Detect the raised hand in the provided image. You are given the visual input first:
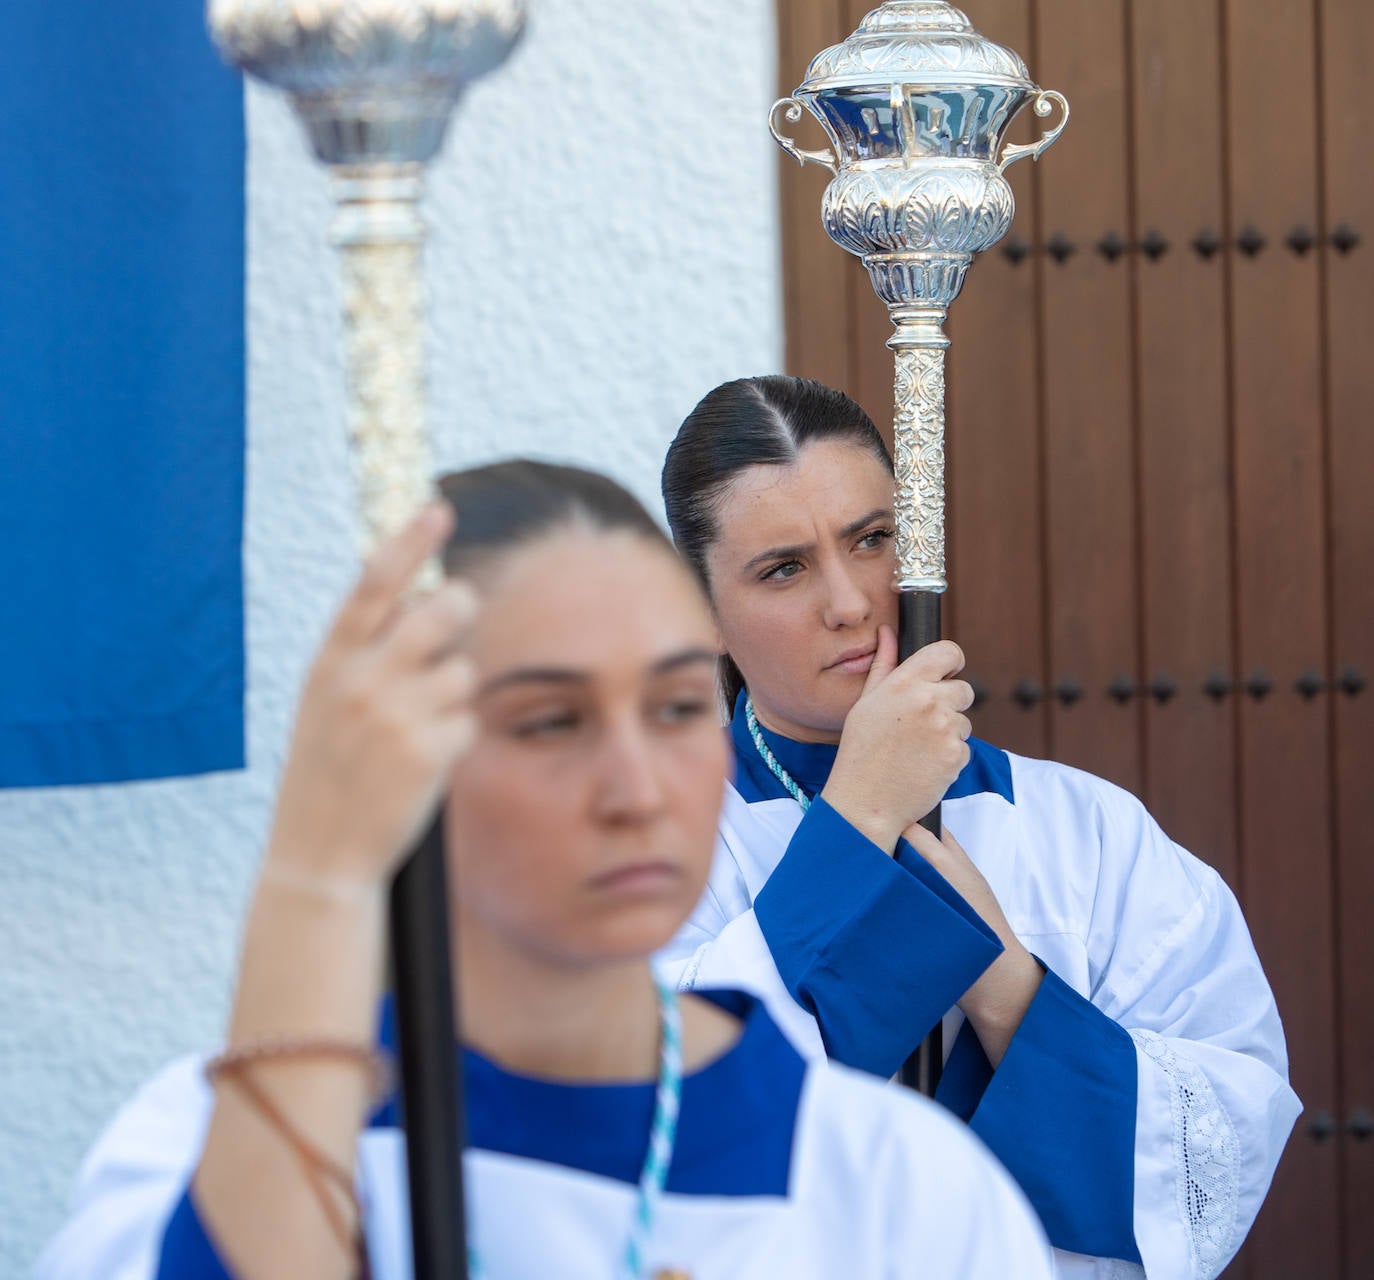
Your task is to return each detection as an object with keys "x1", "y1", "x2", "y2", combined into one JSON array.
[
  {"x1": 820, "y1": 625, "x2": 973, "y2": 853},
  {"x1": 267, "y1": 503, "x2": 480, "y2": 887}
]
